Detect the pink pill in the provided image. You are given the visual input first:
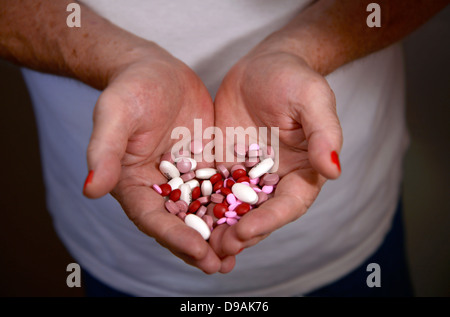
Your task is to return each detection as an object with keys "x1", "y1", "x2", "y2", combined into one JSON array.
[
  {"x1": 245, "y1": 159, "x2": 259, "y2": 168},
  {"x1": 165, "y1": 200, "x2": 180, "y2": 214},
  {"x1": 216, "y1": 164, "x2": 230, "y2": 179},
  {"x1": 226, "y1": 218, "x2": 238, "y2": 226},
  {"x1": 256, "y1": 192, "x2": 268, "y2": 205},
  {"x1": 262, "y1": 185, "x2": 274, "y2": 194},
  {"x1": 177, "y1": 211, "x2": 187, "y2": 221},
  {"x1": 230, "y1": 164, "x2": 246, "y2": 174},
  {"x1": 152, "y1": 184, "x2": 162, "y2": 194},
  {"x1": 180, "y1": 171, "x2": 195, "y2": 182},
  {"x1": 175, "y1": 200, "x2": 189, "y2": 213},
  {"x1": 261, "y1": 173, "x2": 280, "y2": 186},
  {"x1": 202, "y1": 214, "x2": 213, "y2": 230},
  {"x1": 247, "y1": 149, "x2": 260, "y2": 158},
  {"x1": 176, "y1": 158, "x2": 192, "y2": 174},
  {"x1": 225, "y1": 211, "x2": 237, "y2": 218},
  {"x1": 234, "y1": 143, "x2": 247, "y2": 158},
  {"x1": 228, "y1": 203, "x2": 239, "y2": 211},
  {"x1": 249, "y1": 143, "x2": 260, "y2": 151},
  {"x1": 196, "y1": 205, "x2": 207, "y2": 218},
  {"x1": 190, "y1": 140, "x2": 203, "y2": 154},
  {"x1": 249, "y1": 177, "x2": 259, "y2": 185},
  {"x1": 217, "y1": 217, "x2": 227, "y2": 225},
  {"x1": 211, "y1": 193, "x2": 224, "y2": 203},
  {"x1": 160, "y1": 152, "x2": 174, "y2": 164},
  {"x1": 196, "y1": 196, "x2": 210, "y2": 205},
  {"x1": 253, "y1": 187, "x2": 262, "y2": 192},
  {"x1": 226, "y1": 193, "x2": 236, "y2": 205}
]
